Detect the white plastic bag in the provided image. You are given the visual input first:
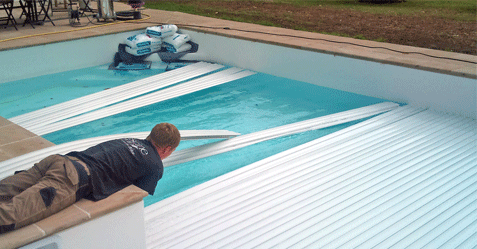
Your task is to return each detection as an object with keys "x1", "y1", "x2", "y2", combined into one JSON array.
[
  {"x1": 173, "y1": 43, "x2": 192, "y2": 53},
  {"x1": 162, "y1": 33, "x2": 191, "y2": 53},
  {"x1": 125, "y1": 33, "x2": 162, "y2": 50},
  {"x1": 146, "y1": 25, "x2": 178, "y2": 38},
  {"x1": 125, "y1": 45, "x2": 162, "y2": 56}
]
